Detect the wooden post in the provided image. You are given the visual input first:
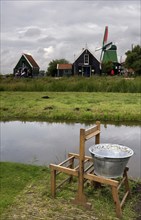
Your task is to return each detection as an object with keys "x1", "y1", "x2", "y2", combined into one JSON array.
[
  {"x1": 95, "y1": 121, "x2": 100, "y2": 144},
  {"x1": 73, "y1": 128, "x2": 88, "y2": 206},
  {"x1": 94, "y1": 121, "x2": 101, "y2": 188},
  {"x1": 69, "y1": 156, "x2": 74, "y2": 183},
  {"x1": 50, "y1": 165, "x2": 56, "y2": 198},
  {"x1": 111, "y1": 186, "x2": 122, "y2": 218},
  {"x1": 123, "y1": 168, "x2": 130, "y2": 197},
  {"x1": 78, "y1": 128, "x2": 87, "y2": 202}
]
